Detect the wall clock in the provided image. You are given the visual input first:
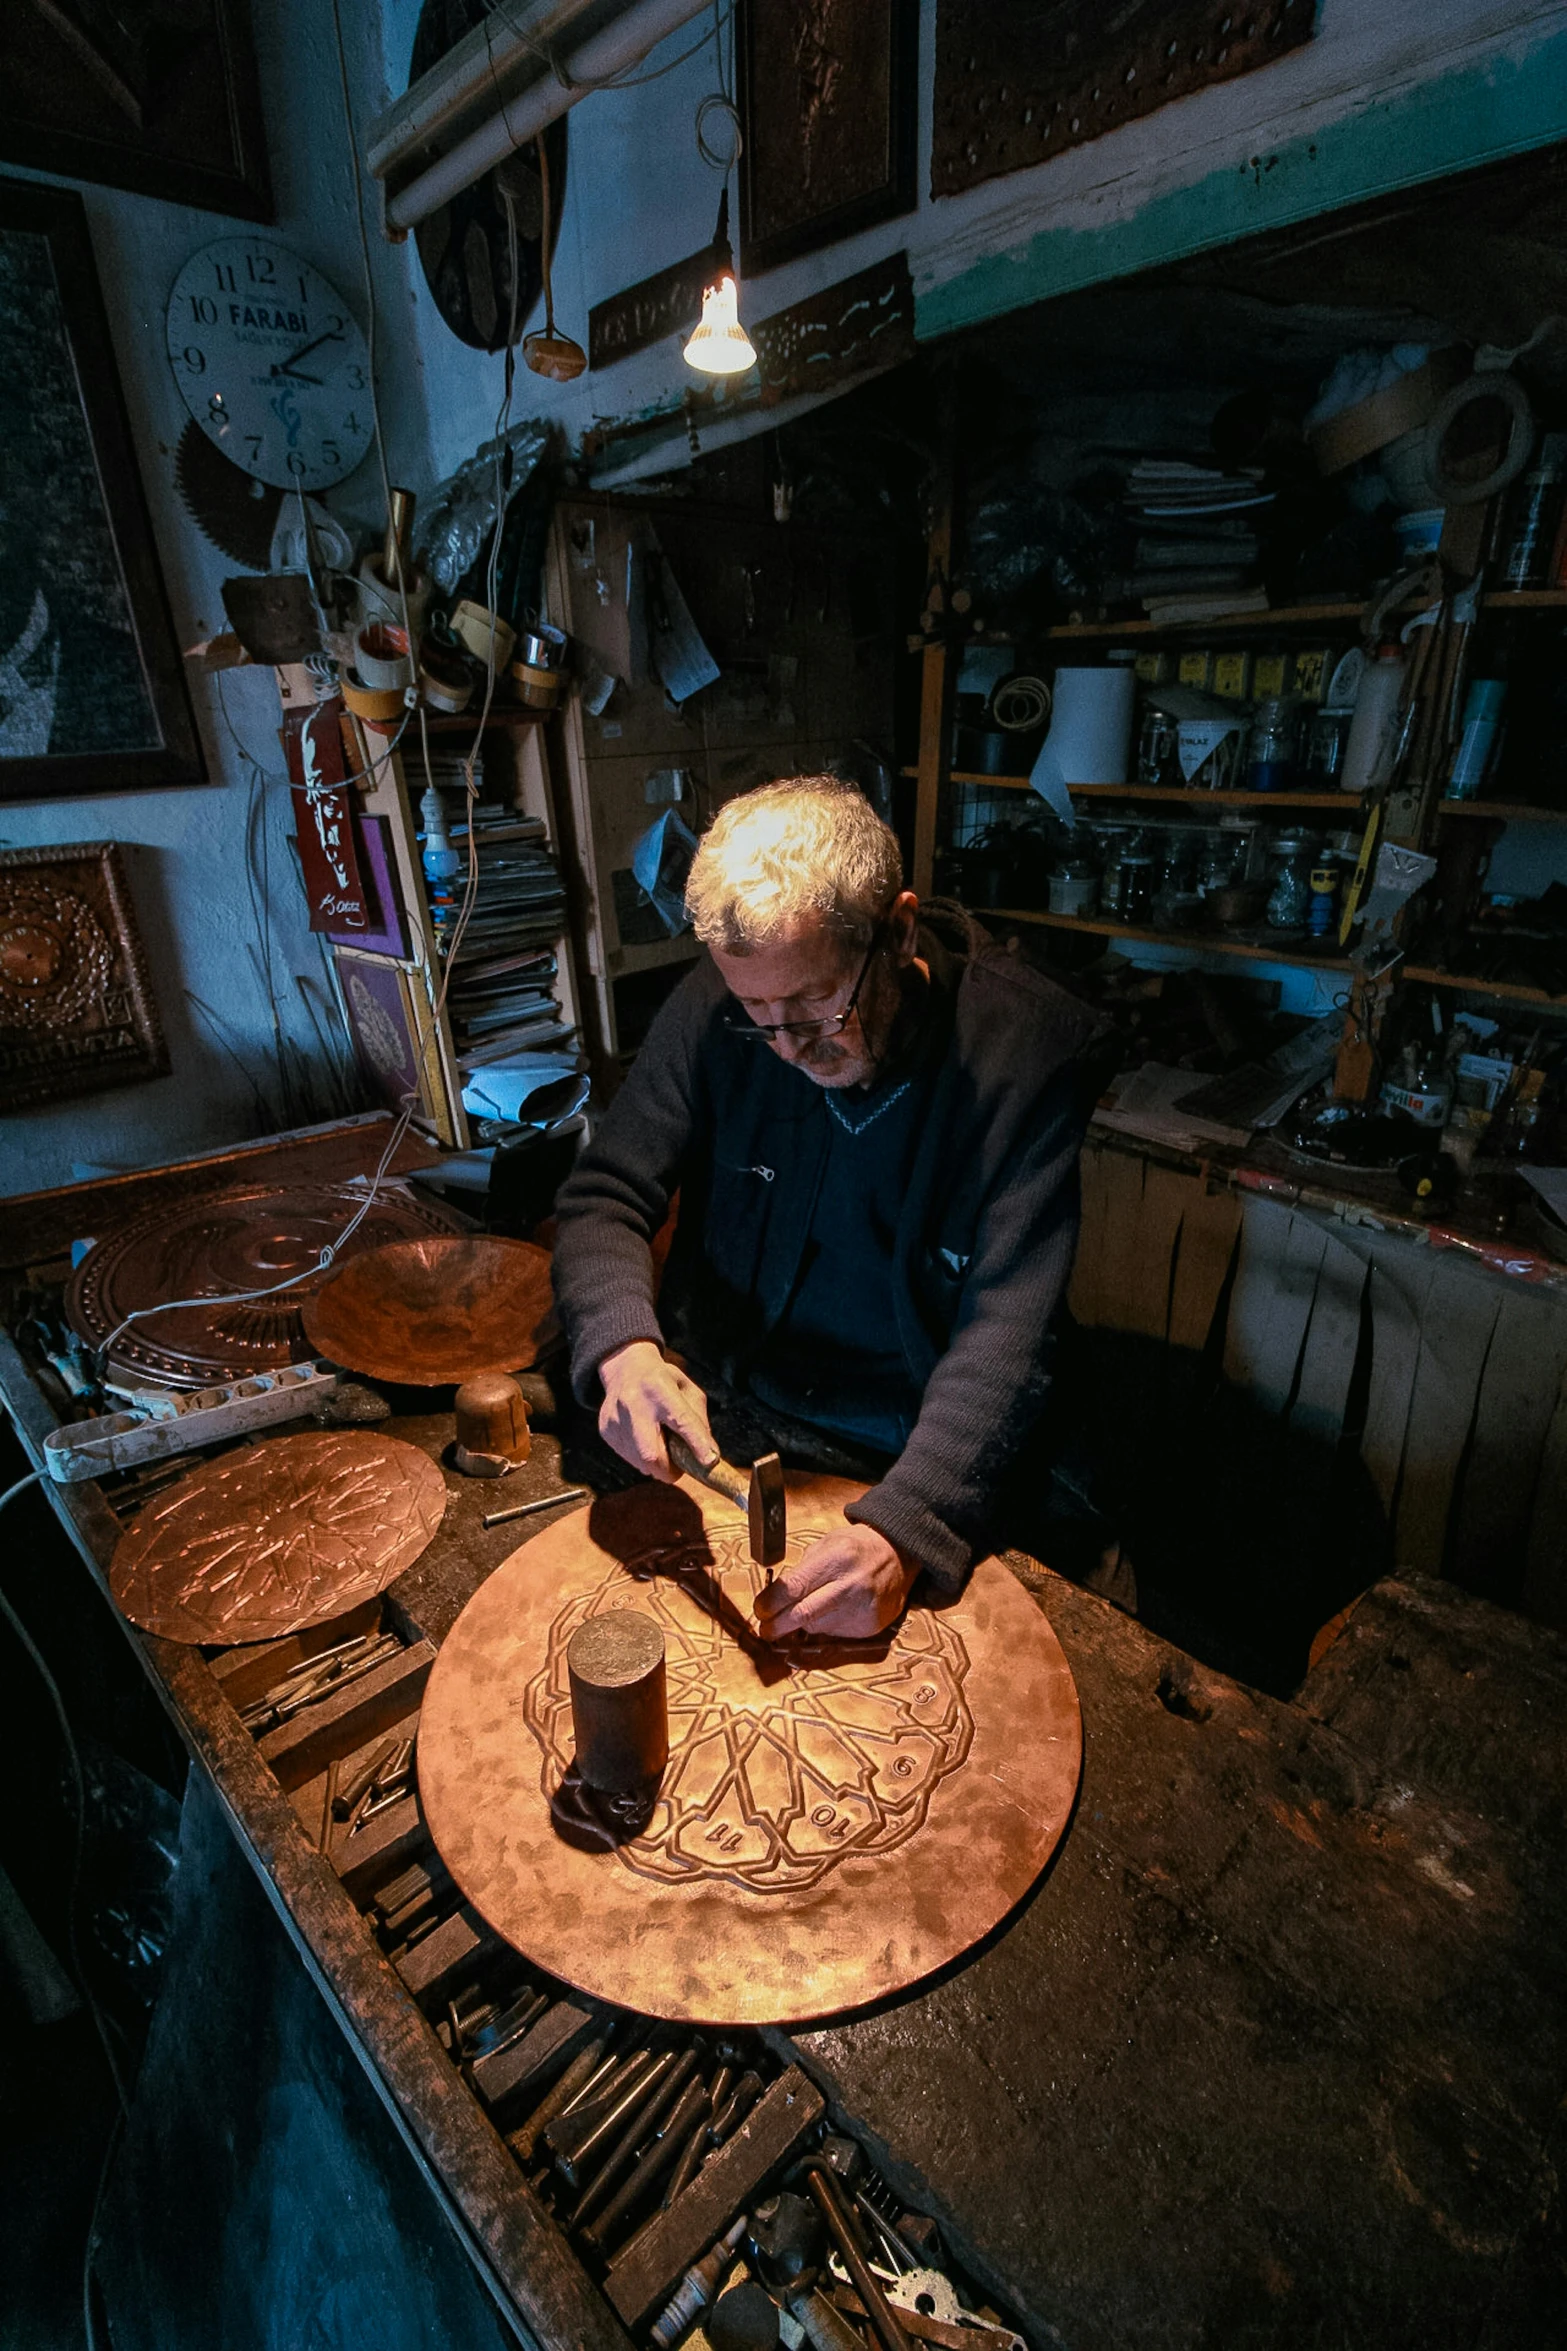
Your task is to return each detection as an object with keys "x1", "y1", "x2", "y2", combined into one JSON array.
[{"x1": 165, "y1": 237, "x2": 374, "y2": 492}]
